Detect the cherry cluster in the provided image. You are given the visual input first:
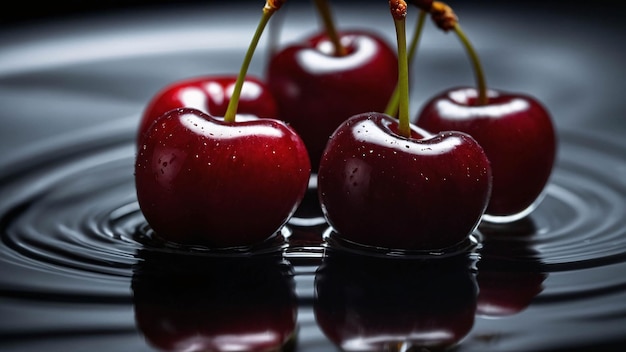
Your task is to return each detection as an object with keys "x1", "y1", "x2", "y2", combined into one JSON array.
[{"x1": 134, "y1": 0, "x2": 557, "y2": 252}]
